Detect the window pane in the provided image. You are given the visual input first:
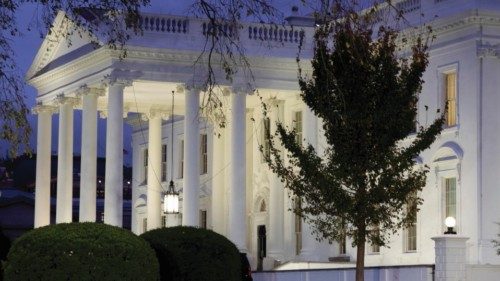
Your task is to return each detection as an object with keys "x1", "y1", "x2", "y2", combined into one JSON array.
[
  {"x1": 262, "y1": 118, "x2": 271, "y2": 162},
  {"x1": 294, "y1": 198, "x2": 302, "y2": 255},
  {"x1": 294, "y1": 111, "x2": 303, "y2": 146},
  {"x1": 161, "y1": 144, "x2": 167, "y2": 182},
  {"x1": 445, "y1": 72, "x2": 457, "y2": 127},
  {"x1": 144, "y1": 149, "x2": 148, "y2": 182},
  {"x1": 445, "y1": 177, "x2": 457, "y2": 219},
  {"x1": 200, "y1": 134, "x2": 208, "y2": 174},
  {"x1": 179, "y1": 140, "x2": 184, "y2": 178},
  {"x1": 199, "y1": 210, "x2": 207, "y2": 229}
]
